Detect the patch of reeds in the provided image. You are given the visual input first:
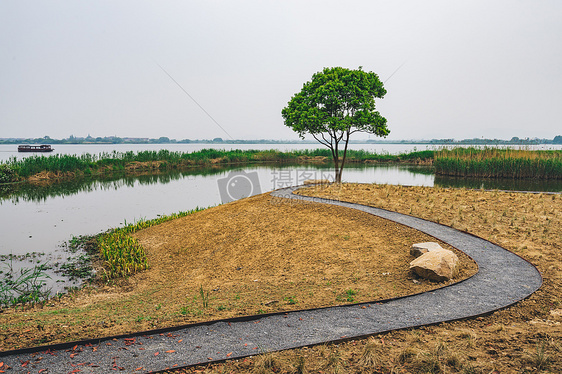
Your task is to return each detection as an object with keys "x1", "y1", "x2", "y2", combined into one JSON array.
[
  {"x1": 97, "y1": 207, "x2": 206, "y2": 279},
  {"x1": 1, "y1": 149, "x2": 436, "y2": 182},
  {"x1": 0, "y1": 262, "x2": 51, "y2": 309},
  {"x1": 435, "y1": 147, "x2": 562, "y2": 179}
]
